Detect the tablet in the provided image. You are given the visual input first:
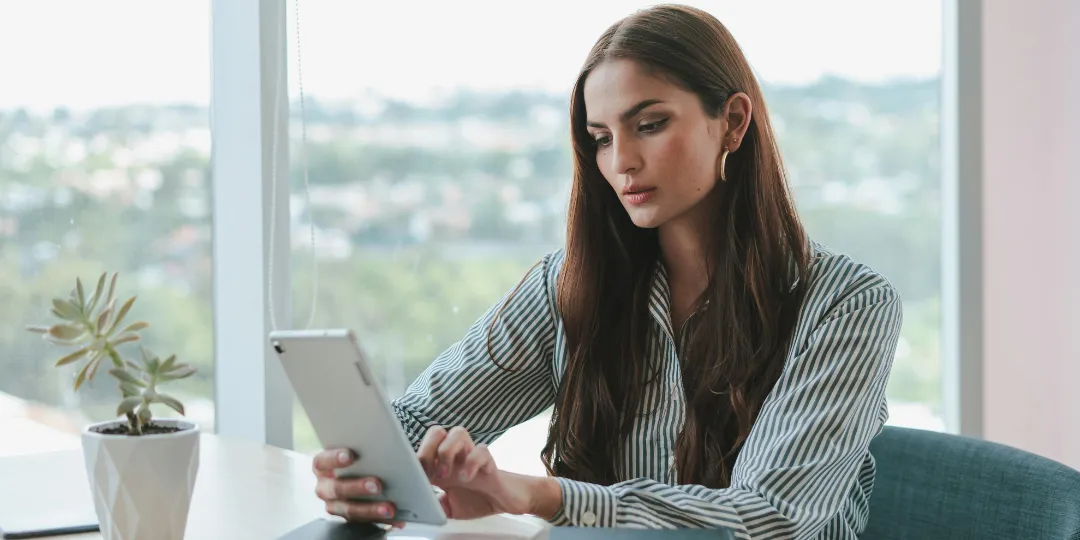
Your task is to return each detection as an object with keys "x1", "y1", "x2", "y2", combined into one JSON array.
[
  {"x1": 0, "y1": 516, "x2": 98, "y2": 539},
  {"x1": 270, "y1": 328, "x2": 447, "y2": 526}
]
